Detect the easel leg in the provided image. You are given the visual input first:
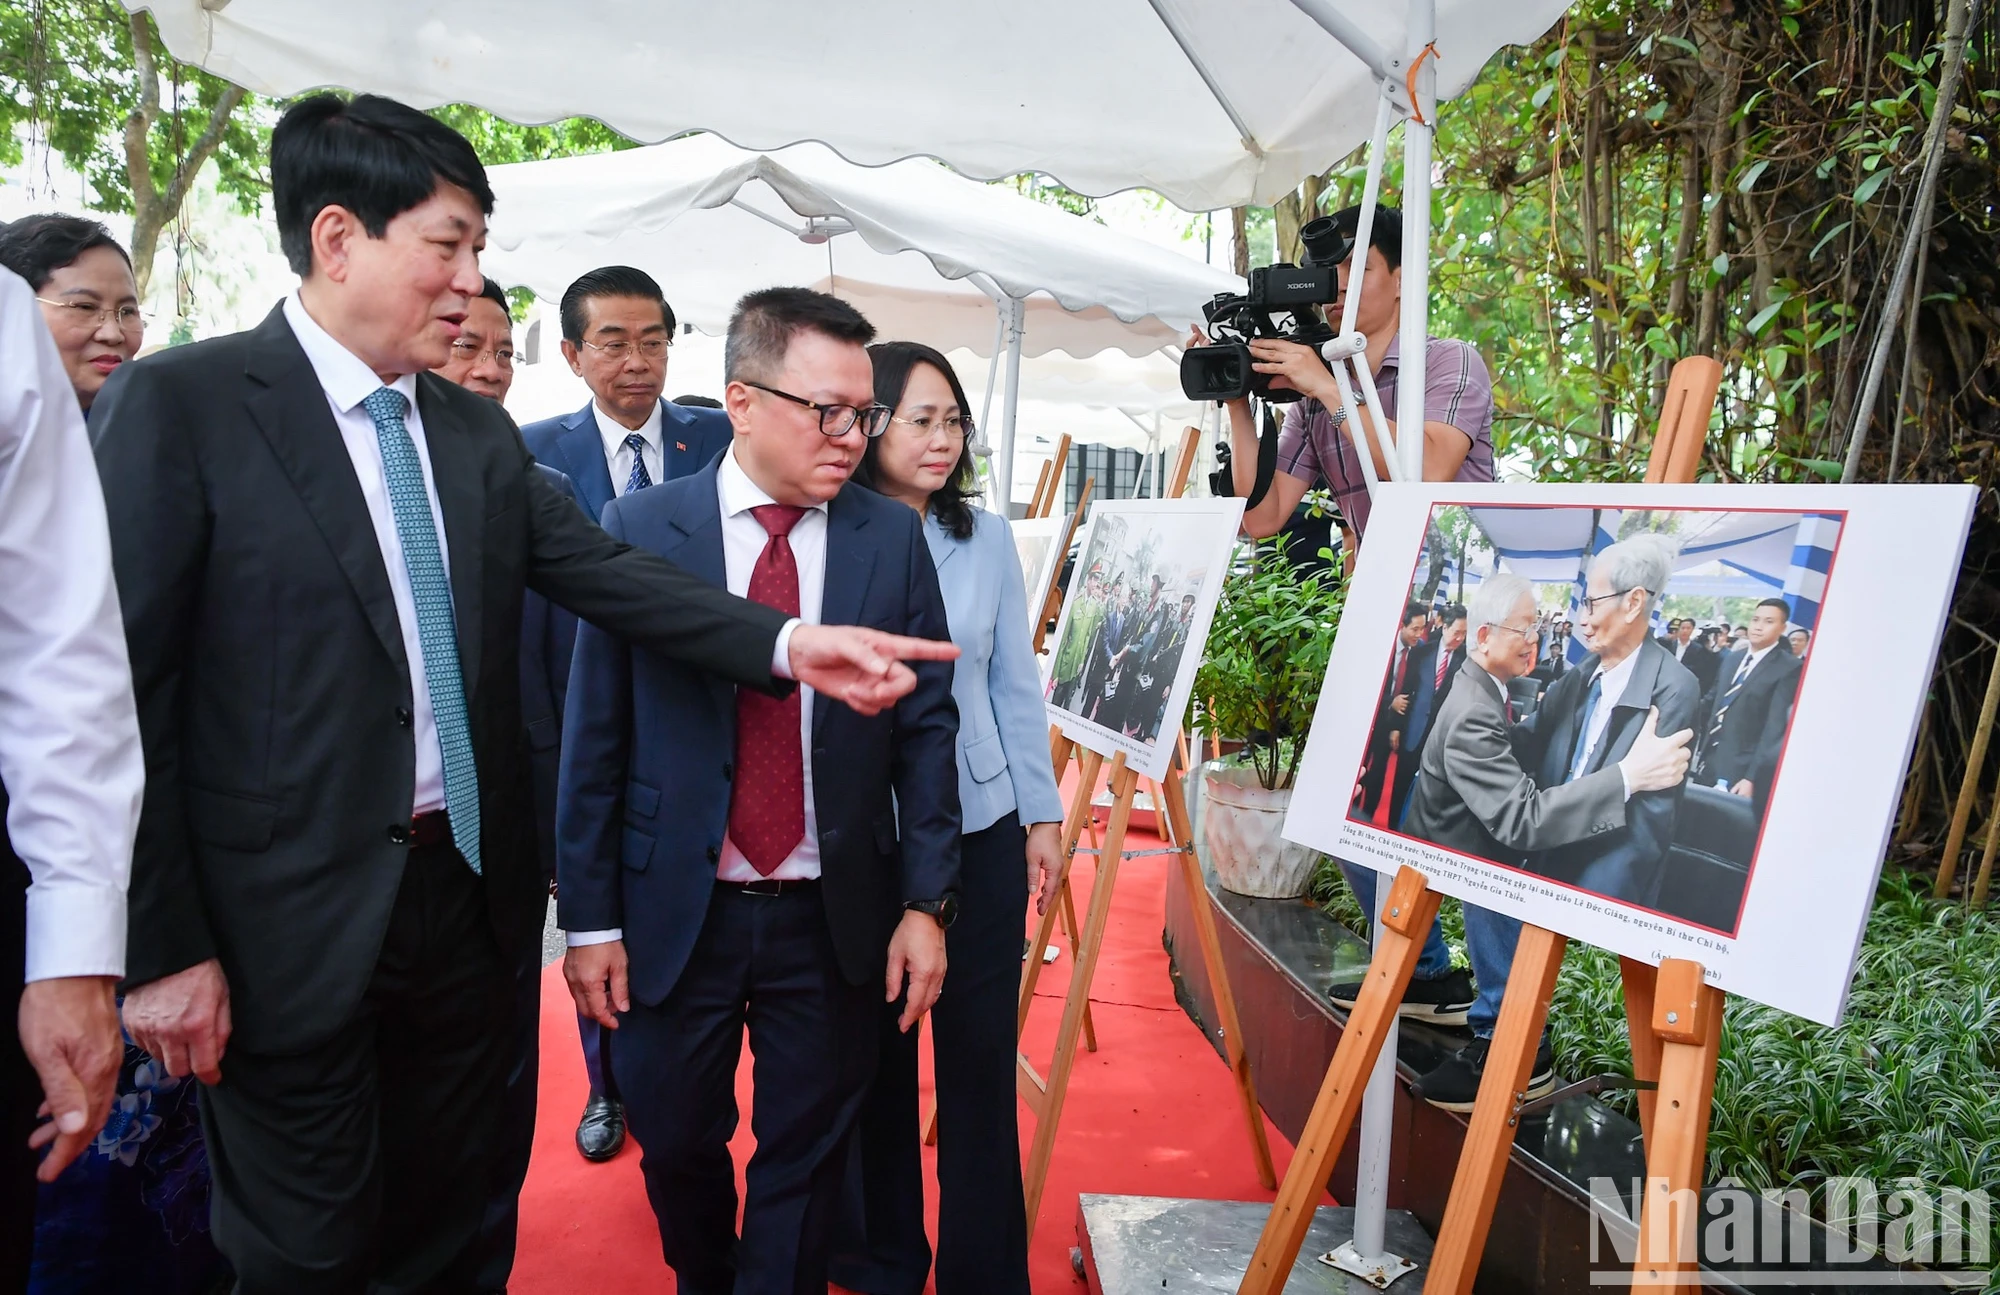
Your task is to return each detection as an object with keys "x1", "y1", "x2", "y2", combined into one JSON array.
[
  {"x1": 1059, "y1": 880, "x2": 1100, "y2": 1052},
  {"x1": 1619, "y1": 956, "x2": 1662, "y2": 1142},
  {"x1": 1021, "y1": 757, "x2": 1137, "y2": 1236},
  {"x1": 1421, "y1": 924, "x2": 1569, "y2": 1295},
  {"x1": 1237, "y1": 868, "x2": 1443, "y2": 1295},
  {"x1": 1019, "y1": 748, "x2": 1103, "y2": 1038},
  {"x1": 1632, "y1": 961, "x2": 1723, "y2": 1295},
  {"x1": 1159, "y1": 769, "x2": 1276, "y2": 1189}
]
